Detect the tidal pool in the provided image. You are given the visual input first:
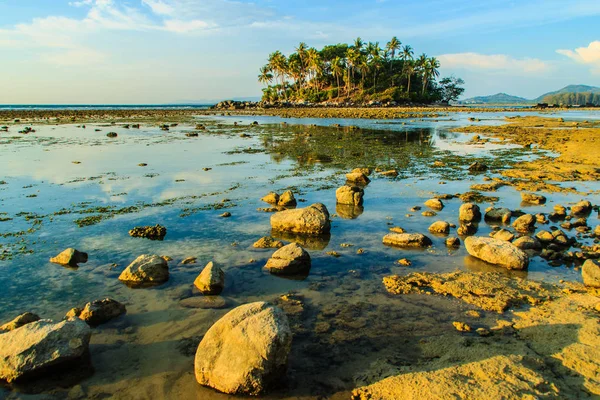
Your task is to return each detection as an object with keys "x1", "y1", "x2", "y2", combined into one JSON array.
[{"x1": 0, "y1": 112, "x2": 598, "y2": 399}]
